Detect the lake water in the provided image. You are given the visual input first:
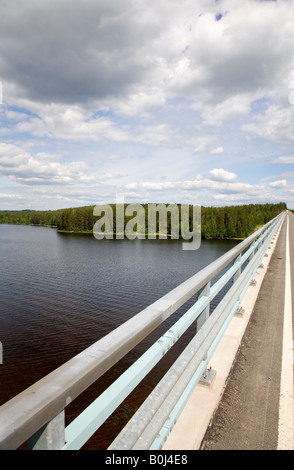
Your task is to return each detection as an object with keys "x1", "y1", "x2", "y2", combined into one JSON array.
[{"x1": 0, "y1": 224, "x2": 239, "y2": 449}]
